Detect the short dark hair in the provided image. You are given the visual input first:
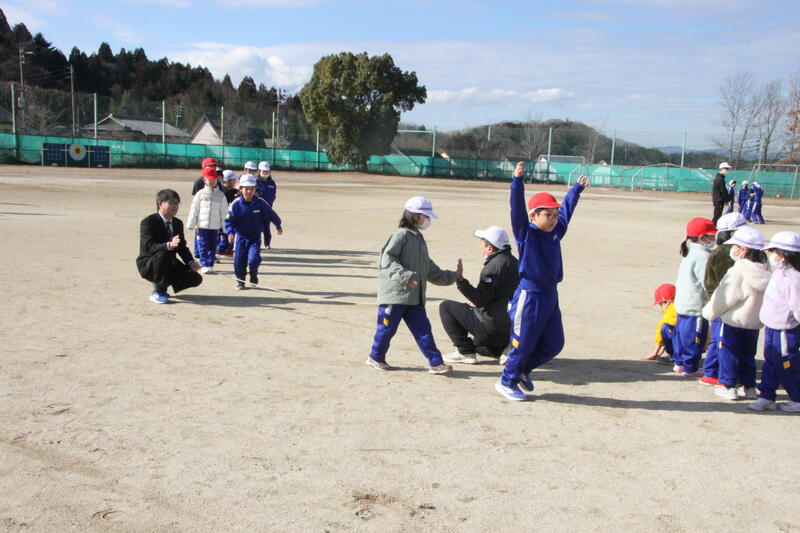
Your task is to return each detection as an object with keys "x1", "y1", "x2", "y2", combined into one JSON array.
[
  {"x1": 398, "y1": 209, "x2": 417, "y2": 230},
  {"x1": 480, "y1": 238, "x2": 497, "y2": 254},
  {"x1": 156, "y1": 189, "x2": 180, "y2": 205}
]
